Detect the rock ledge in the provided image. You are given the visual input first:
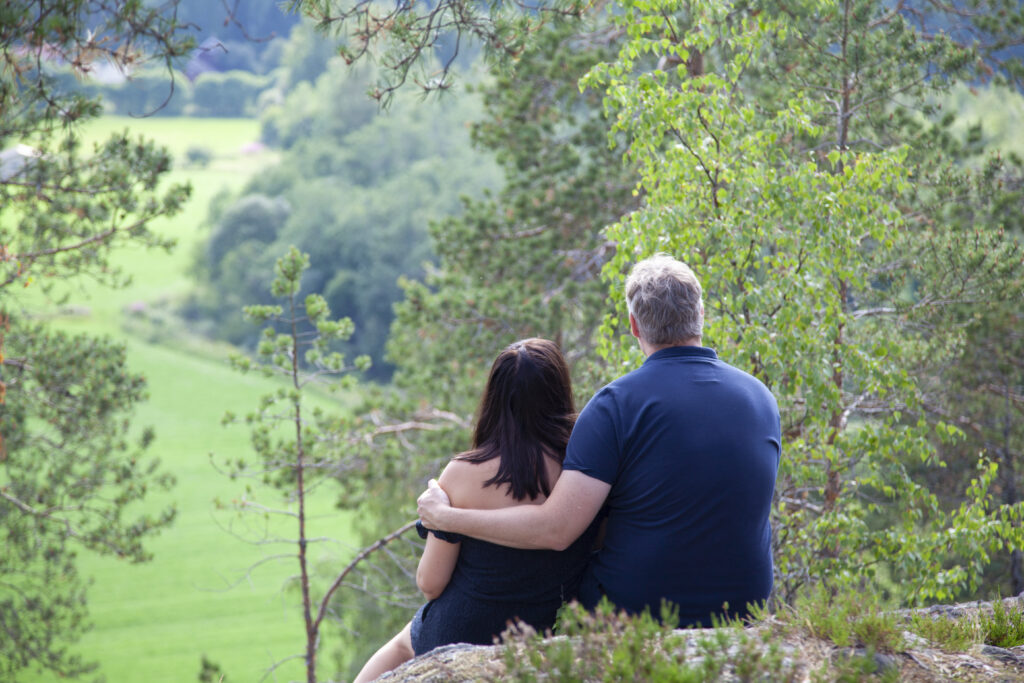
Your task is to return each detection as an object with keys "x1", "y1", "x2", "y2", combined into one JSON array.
[{"x1": 377, "y1": 598, "x2": 1024, "y2": 682}]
